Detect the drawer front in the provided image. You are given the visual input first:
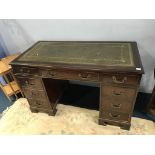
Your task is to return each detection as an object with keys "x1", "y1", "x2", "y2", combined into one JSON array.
[
  {"x1": 100, "y1": 85, "x2": 136, "y2": 113},
  {"x1": 40, "y1": 69, "x2": 99, "y2": 82},
  {"x1": 23, "y1": 89, "x2": 48, "y2": 101},
  {"x1": 16, "y1": 77, "x2": 43, "y2": 89},
  {"x1": 13, "y1": 66, "x2": 39, "y2": 75},
  {"x1": 27, "y1": 99, "x2": 51, "y2": 108},
  {"x1": 100, "y1": 110, "x2": 130, "y2": 122},
  {"x1": 101, "y1": 74, "x2": 140, "y2": 85}
]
